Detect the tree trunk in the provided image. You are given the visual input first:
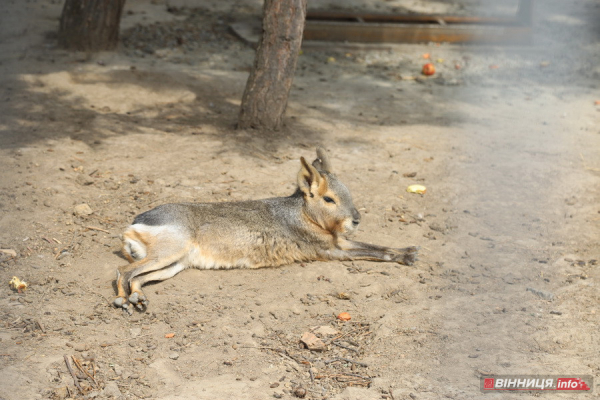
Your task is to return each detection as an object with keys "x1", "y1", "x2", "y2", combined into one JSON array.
[
  {"x1": 58, "y1": 0, "x2": 126, "y2": 51},
  {"x1": 238, "y1": 0, "x2": 307, "y2": 131}
]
